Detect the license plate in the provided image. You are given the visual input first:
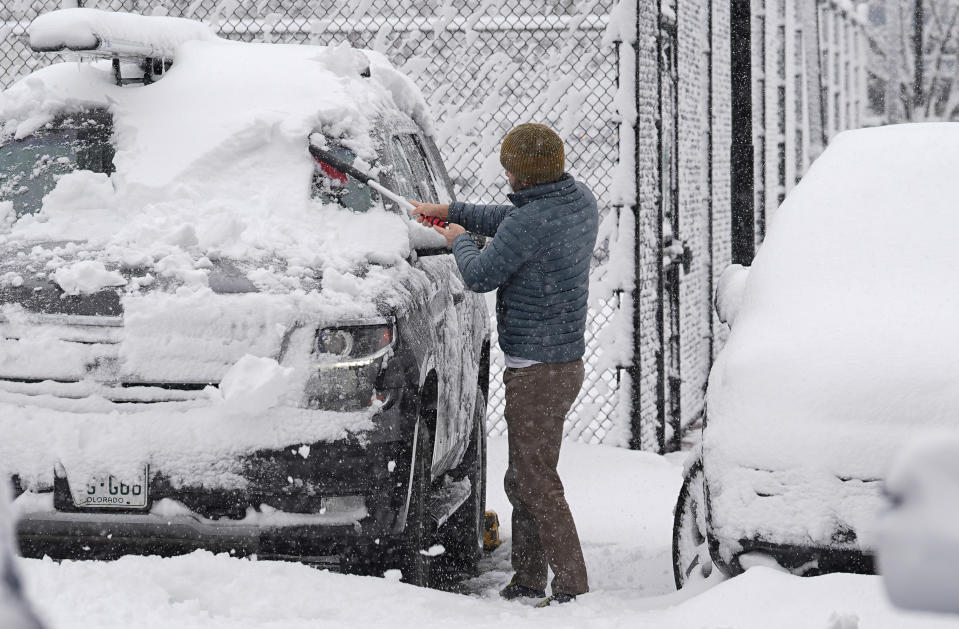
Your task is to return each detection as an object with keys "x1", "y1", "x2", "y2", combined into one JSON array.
[{"x1": 73, "y1": 468, "x2": 149, "y2": 509}]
